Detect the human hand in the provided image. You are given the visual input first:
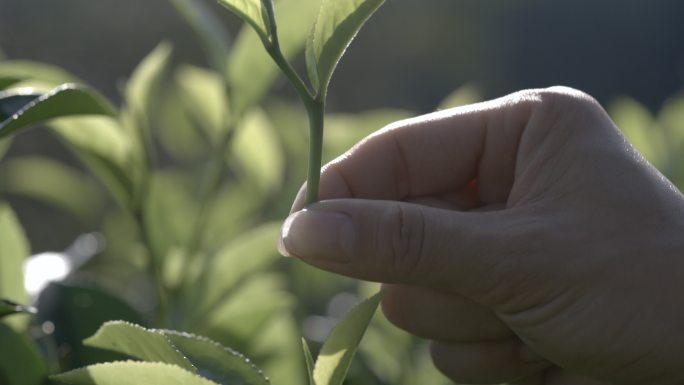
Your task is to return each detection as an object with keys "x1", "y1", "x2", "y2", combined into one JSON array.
[{"x1": 278, "y1": 87, "x2": 684, "y2": 385}]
